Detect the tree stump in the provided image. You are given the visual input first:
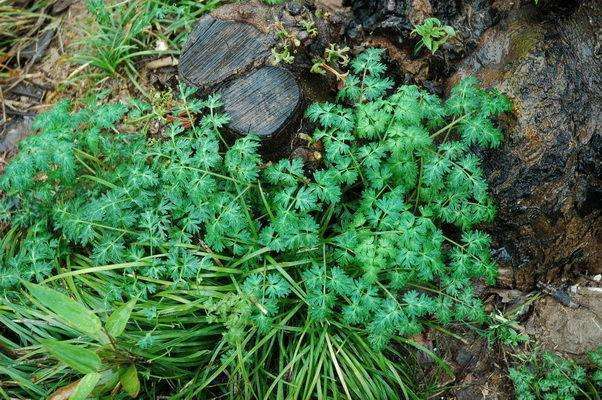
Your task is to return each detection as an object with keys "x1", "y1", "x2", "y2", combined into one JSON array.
[
  {"x1": 220, "y1": 66, "x2": 301, "y2": 138},
  {"x1": 179, "y1": 16, "x2": 273, "y2": 90},
  {"x1": 178, "y1": 1, "x2": 350, "y2": 152},
  {"x1": 448, "y1": 1, "x2": 601, "y2": 289}
]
